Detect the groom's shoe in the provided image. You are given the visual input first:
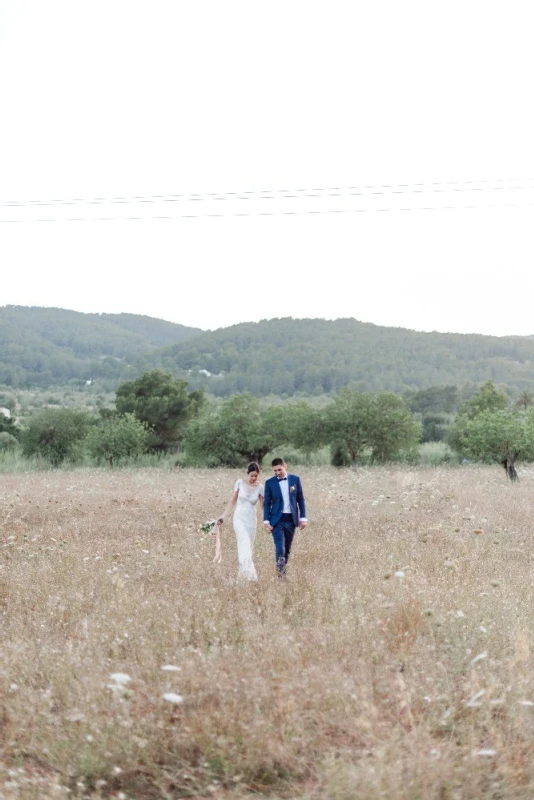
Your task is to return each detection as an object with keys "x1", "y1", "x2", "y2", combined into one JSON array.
[{"x1": 276, "y1": 558, "x2": 288, "y2": 581}]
